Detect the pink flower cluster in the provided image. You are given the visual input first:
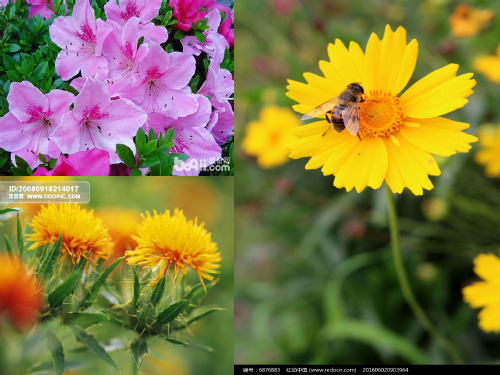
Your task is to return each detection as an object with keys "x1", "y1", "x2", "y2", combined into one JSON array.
[{"x1": 0, "y1": 0, "x2": 234, "y2": 176}]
